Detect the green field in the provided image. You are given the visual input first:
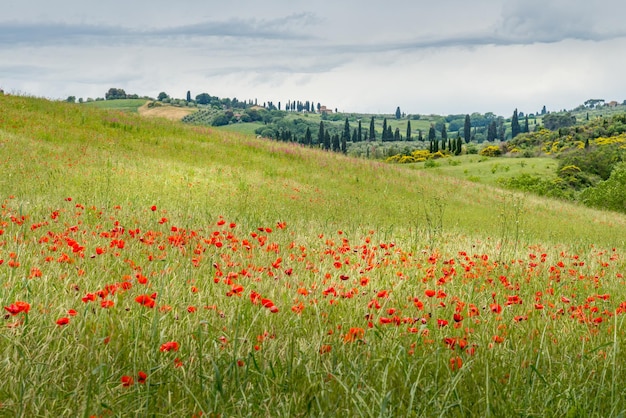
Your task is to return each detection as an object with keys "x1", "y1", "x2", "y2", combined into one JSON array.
[
  {"x1": 408, "y1": 155, "x2": 558, "y2": 186},
  {"x1": 82, "y1": 98, "x2": 148, "y2": 112},
  {"x1": 1, "y1": 94, "x2": 626, "y2": 416}
]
